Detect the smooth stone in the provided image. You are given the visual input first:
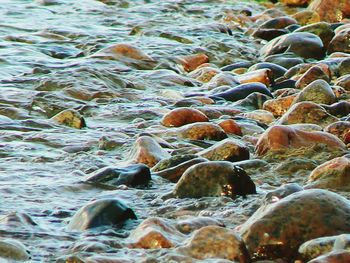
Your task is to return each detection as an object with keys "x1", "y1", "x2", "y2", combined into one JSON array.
[
  {"x1": 204, "y1": 72, "x2": 240, "y2": 91},
  {"x1": 239, "y1": 189, "x2": 350, "y2": 260},
  {"x1": 68, "y1": 199, "x2": 137, "y2": 231},
  {"x1": 221, "y1": 61, "x2": 254, "y2": 72},
  {"x1": 177, "y1": 122, "x2": 228, "y2": 141},
  {"x1": 239, "y1": 110, "x2": 275, "y2": 125},
  {"x1": 173, "y1": 161, "x2": 256, "y2": 198},
  {"x1": 198, "y1": 138, "x2": 249, "y2": 162},
  {"x1": 264, "y1": 53, "x2": 304, "y2": 69},
  {"x1": 255, "y1": 125, "x2": 346, "y2": 157},
  {"x1": 252, "y1": 28, "x2": 289, "y2": 41},
  {"x1": 238, "y1": 122, "x2": 266, "y2": 136},
  {"x1": 0, "y1": 212, "x2": 37, "y2": 227},
  {"x1": 176, "y1": 226, "x2": 250, "y2": 262},
  {"x1": 154, "y1": 157, "x2": 208, "y2": 183},
  {"x1": 260, "y1": 32, "x2": 325, "y2": 60},
  {"x1": 232, "y1": 92, "x2": 272, "y2": 112},
  {"x1": 92, "y1": 43, "x2": 153, "y2": 61},
  {"x1": 278, "y1": 101, "x2": 338, "y2": 128},
  {"x1": 262, "y1": 183, "x2": 303, "y2": 205},
  {"x1": 292, "y1": 10, "x2": 320, "y2": 26},
  {"x1": 129, "y1": 136, "x2": 171, "y2": 168},
  {"x1": 0, "y1": 239, "x2": 30, "y2": 261},
  {"x1": 85, "y1": 256, "x2": 133, "y2": 263},
  {"x1": 328, "y1": 27, "x2": 350, "y2": 54},
  {"x1": 306, "y1": 156, "x2": 350, "y2": 190},
  {"x1": 323, "y1": 101, "x2": 350, "y2": 117},
  {"x1": 338, "y1": 57, "x2": 350, "y2": 76},
  {"x1": 295, "y1": 65, "x2": 331, "y2": 89},
  {"x1": 151, "y1": 154, "x2": 198, "y2": 172},
  {"x1": 236, "y1": 69, "x2": 274, "y2": 87},
  {"x1": 248, "y1": 62, "x2": 287, "y2": 79},
  {"x1": 298, "y1": 236, "x2": 337, "y2": 261},
  {"x1": 281, "y1": 0, "x2": 310, "y2": 6},
  {"x1": 127, "y1": 217, "x2": 185, "y2": 249},
  {"x1": 288, "y1": 123, "x2": 323, "y2": 132},
  {"x1": 309, "y1": 0, "x2": 350, "y2": 23},
  {"x1": 188, "y1": 67, "x2": 220, "y2": 83},
  {"x1": 308, "y1": 250, "x2": 350, "y2": 263},
  {"x1": 161, "y1": 107, "x2": 209, "y2": 127},
  {"x1": 85, "y1": 164, "x2": 151, "y2": 187},
  {"x1": 210, "y1": 82, "x2": 273, "y2": 102},
  {"x1": 259, "y1": 16, "x2": 298, "y2": 30},
  {"x1": 324, "y1": 121, "x2": 350, "y2": 141},
  {"x1": 176, "y1": 217, "x2": 225, "y2": 234},
  {"x1": 263, "y1": 95, "x2": 295, "y2": 117},
  {"x1": 295, "y1": 22, "x2": 335, "y2": 49},
  {"x1": 293, "y1": 79, "x2": 336, "y2": 105},
  {"x1": 51, "y1": 109, "x2": 86, "y2": 129},
  {"x1": 218, "y1": 119, "x2": 242, "y2": 136},
  {"x1": 175, "y1": 53, "x2": 209, "y2": 72},
  {"x1": 335, "y1": 74, "x2": 350, "y2": 90}
]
